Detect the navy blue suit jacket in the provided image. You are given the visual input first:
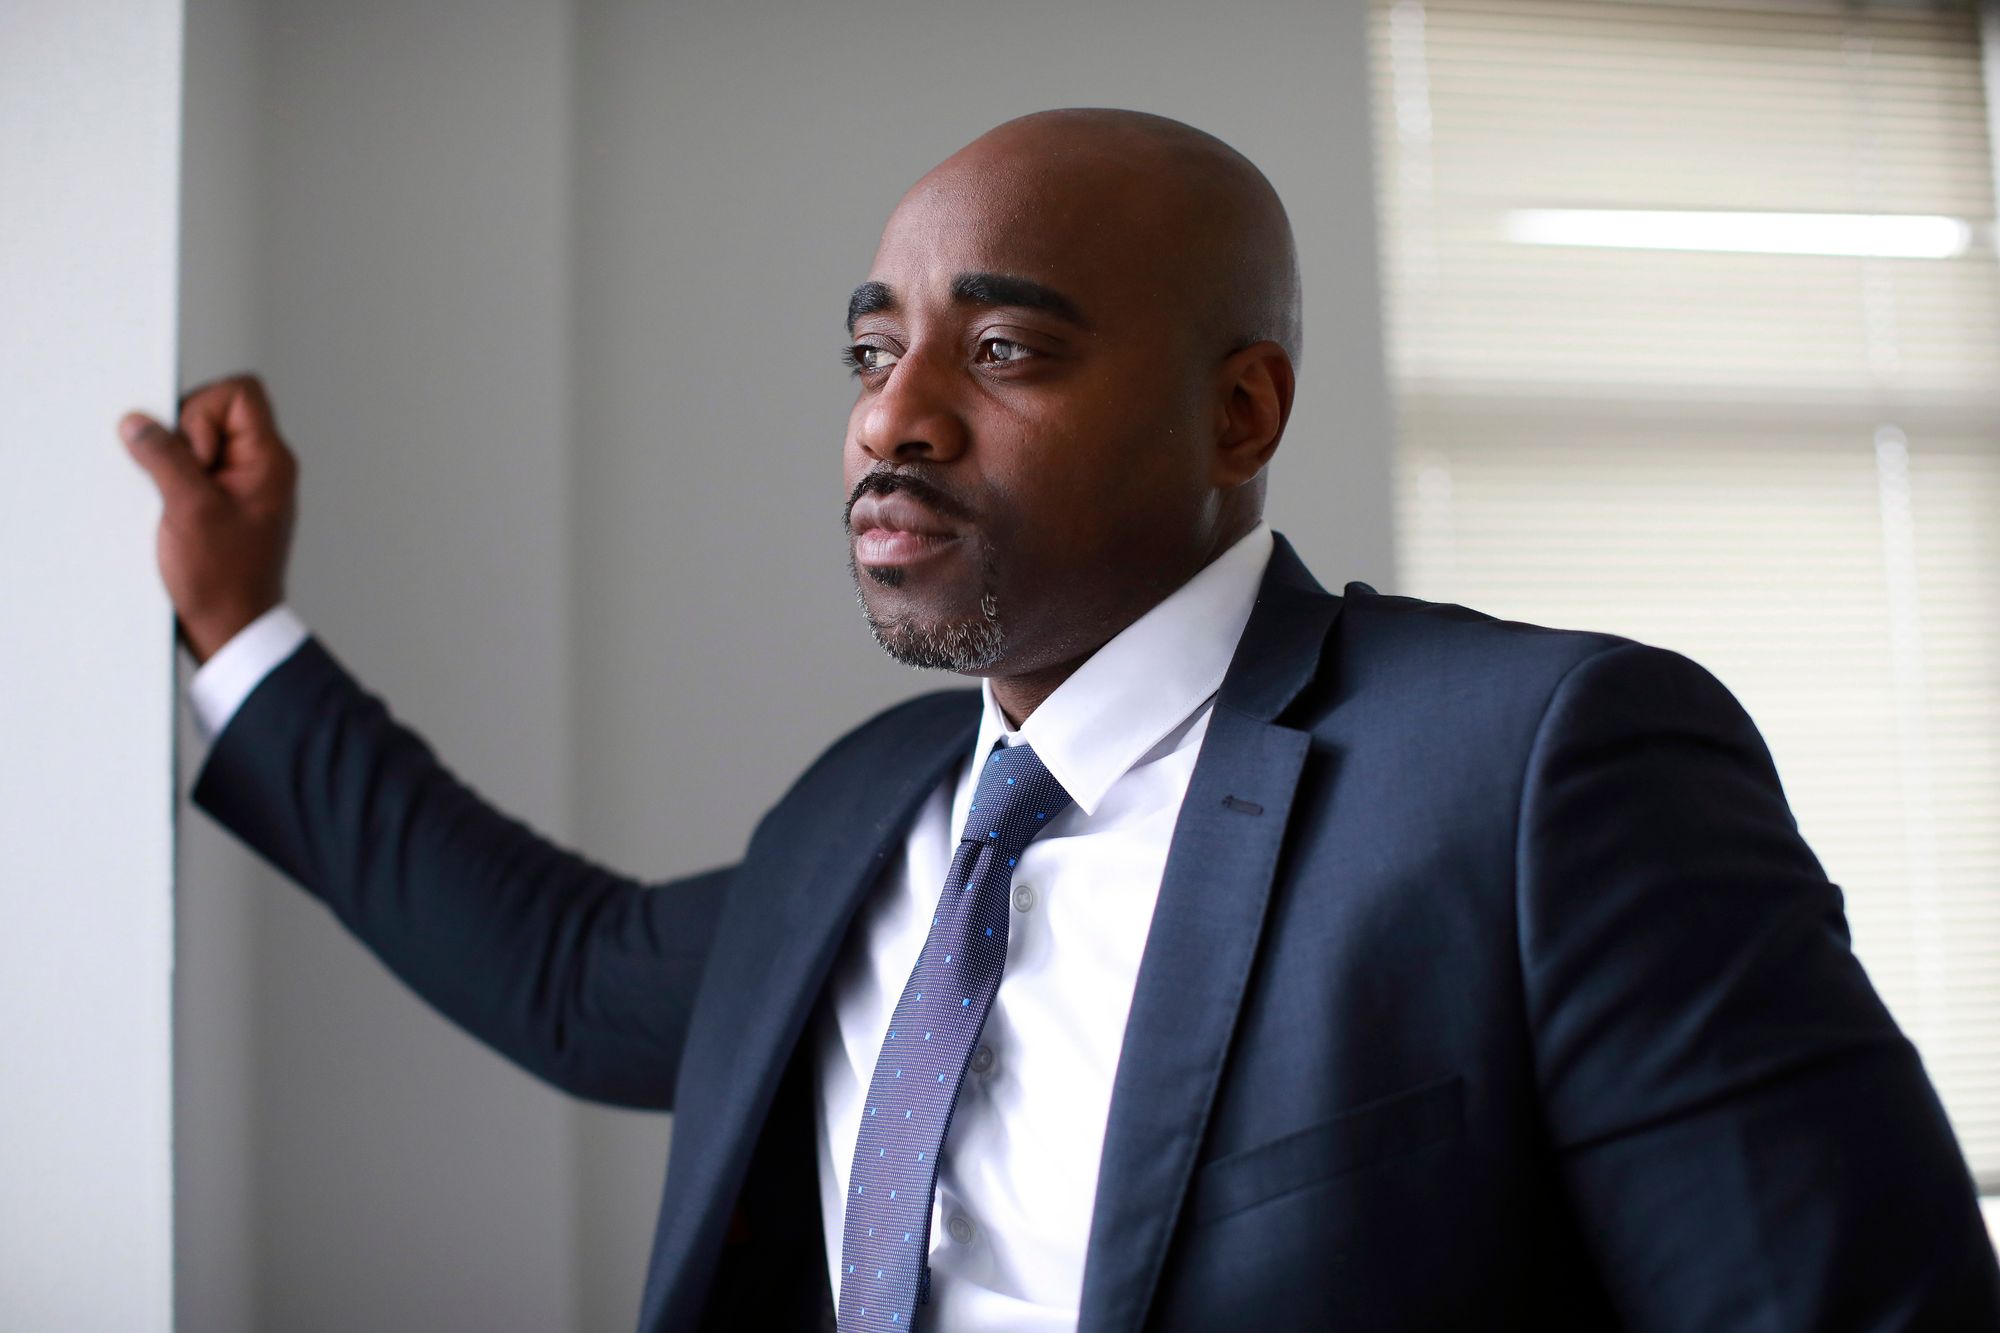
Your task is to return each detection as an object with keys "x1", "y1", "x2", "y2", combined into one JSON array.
[{"x1": 195, "y1": 534, "x2": 2000, "y2": 1330}]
